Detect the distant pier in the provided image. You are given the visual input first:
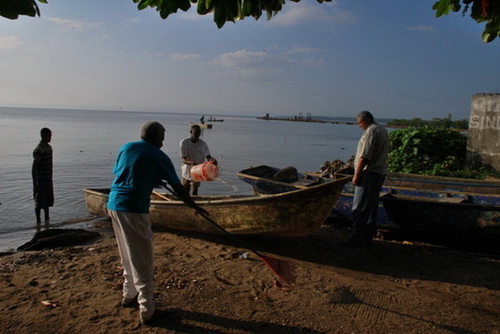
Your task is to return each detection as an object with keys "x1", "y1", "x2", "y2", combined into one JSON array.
[{"x1": 256, "y1": 113, "x2": 405, "y2": 128}]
